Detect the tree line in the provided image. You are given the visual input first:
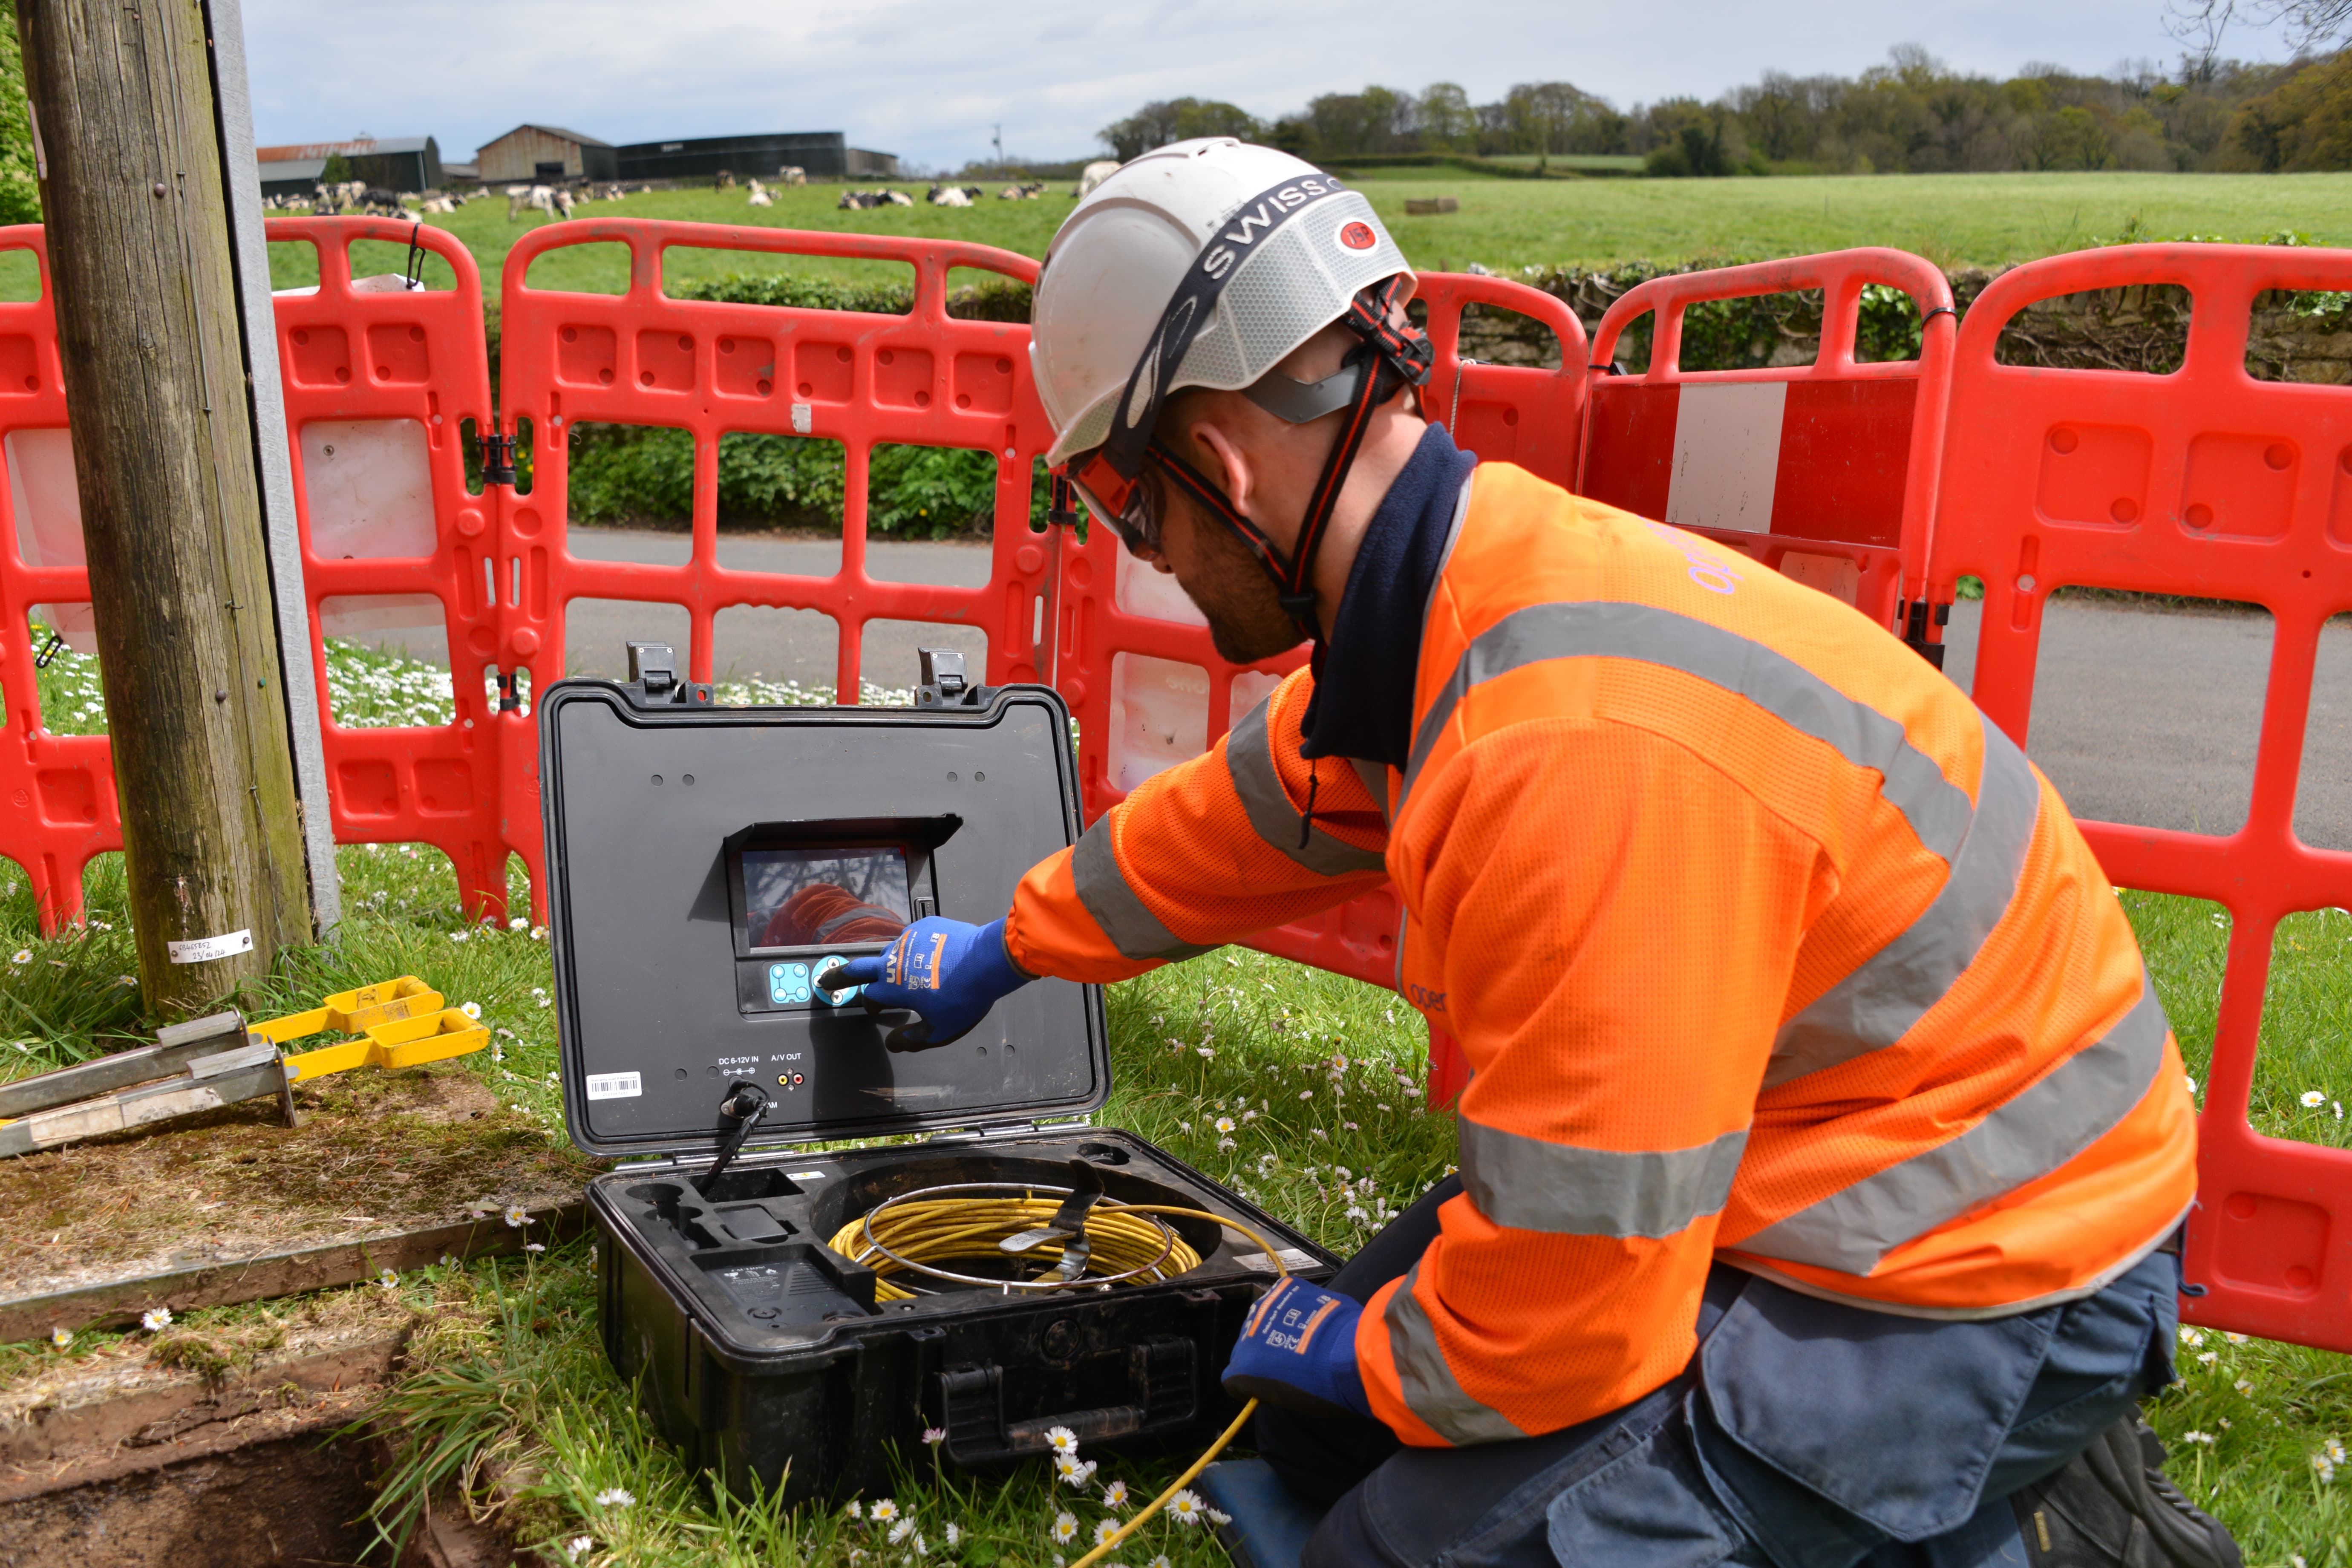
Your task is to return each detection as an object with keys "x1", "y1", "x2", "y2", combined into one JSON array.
[{"x1": 1100, "y1": 46, "x2": 2352, "y2": 174}]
